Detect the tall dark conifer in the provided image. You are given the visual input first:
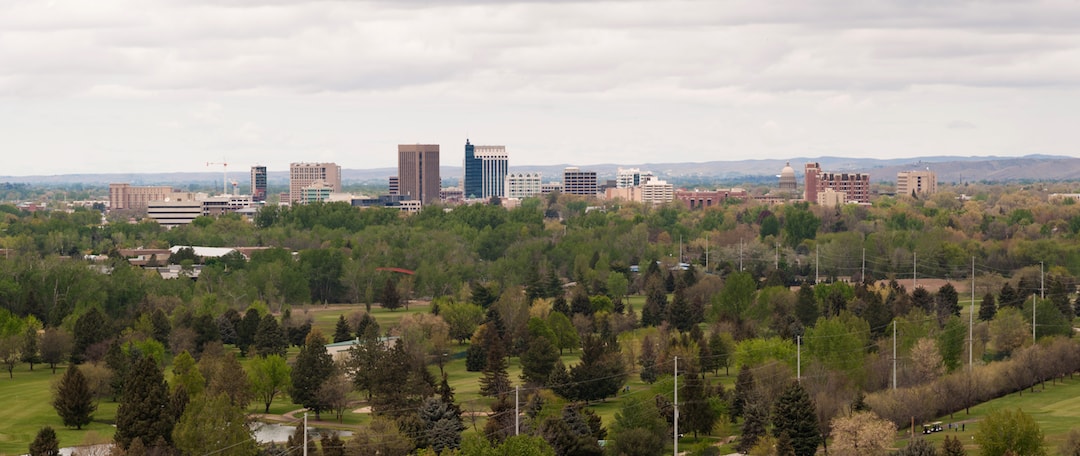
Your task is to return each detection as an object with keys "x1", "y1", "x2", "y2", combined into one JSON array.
[
  {"x1": 290, "y1": 331, "x2": 335, "y2": 419},
  {"x1": 772, "y1": 381, "x2": 821, "y2": 456},
  {"x1": 979, "y1": 292, "x2": 997, "y2": 322},
  {"x1": 52, "y1": 365, "x2": 96, "y2": 429},
  {"x1": 114, "y1": 355, "x2": 174, "y2": 450}
]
